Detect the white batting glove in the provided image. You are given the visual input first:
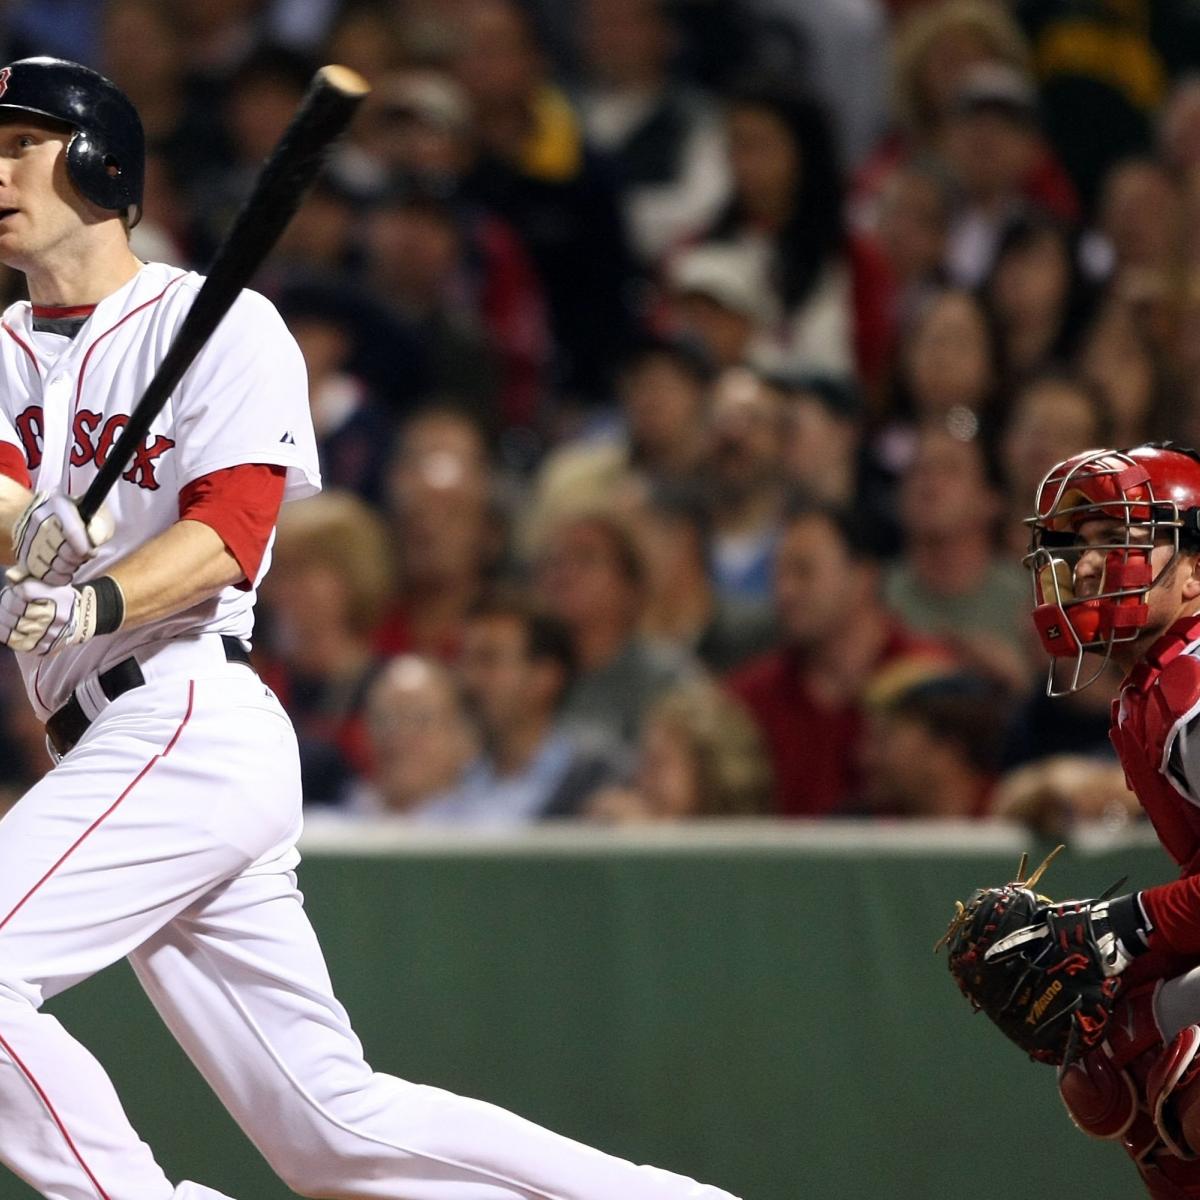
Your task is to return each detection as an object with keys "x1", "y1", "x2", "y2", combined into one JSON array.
[
  {"x1": 0, "y1": 577, "x2": 125, "y2": 656},
  {"x1": 10, "y1": 490, "x2": 115, "y2": 585}
]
